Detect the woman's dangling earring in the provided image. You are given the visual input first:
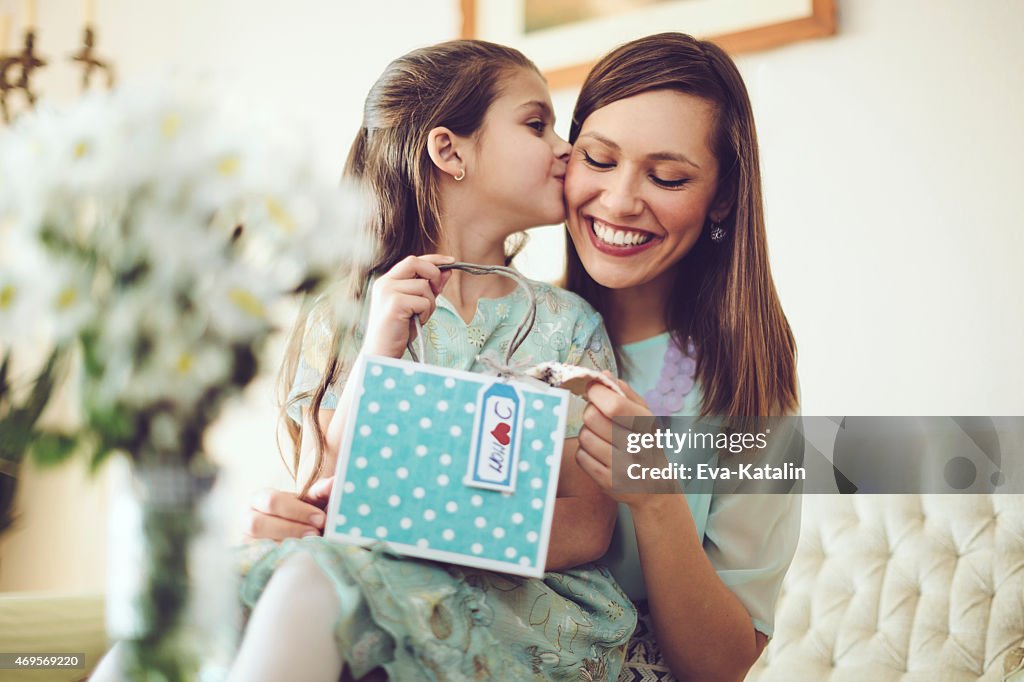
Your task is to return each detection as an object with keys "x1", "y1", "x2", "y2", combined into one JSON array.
[
  {"x1": 454, "y1": 168, "x2": 466, "y2": 182},
  {"x1": 710, "y1": 221, "x2": 726, "y2": 243}
]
